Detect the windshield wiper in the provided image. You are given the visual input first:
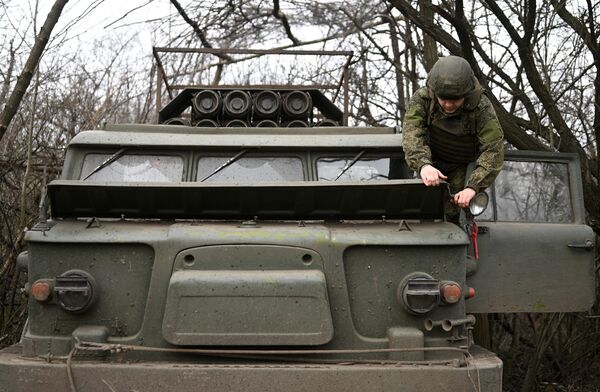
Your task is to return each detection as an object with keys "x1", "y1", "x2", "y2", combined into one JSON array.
[
  {"x1": 200, "y1": 149, "x2": 251, "y2": 182},
  {"x1": 82, "y1": 147, "x2": 128, "y2": 181},
  {"x1": 334, "y1": 149, "x2": 367, "y2": 181}
]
